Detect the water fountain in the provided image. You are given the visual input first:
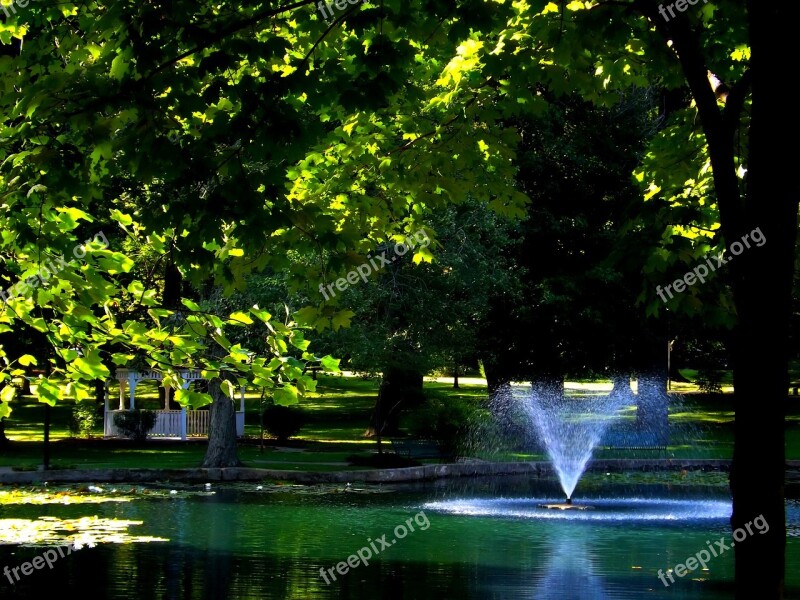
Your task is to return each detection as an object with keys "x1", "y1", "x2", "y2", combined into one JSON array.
[
  {"x1": 416, "y1": 381, "x2": 757, "y2": 597},
  {"x1": 424, "y1": 381, "x2": 732, "y2": 523},
  {"x1": 515, "y1": 385, "x2": 632, "y2": 507}
]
